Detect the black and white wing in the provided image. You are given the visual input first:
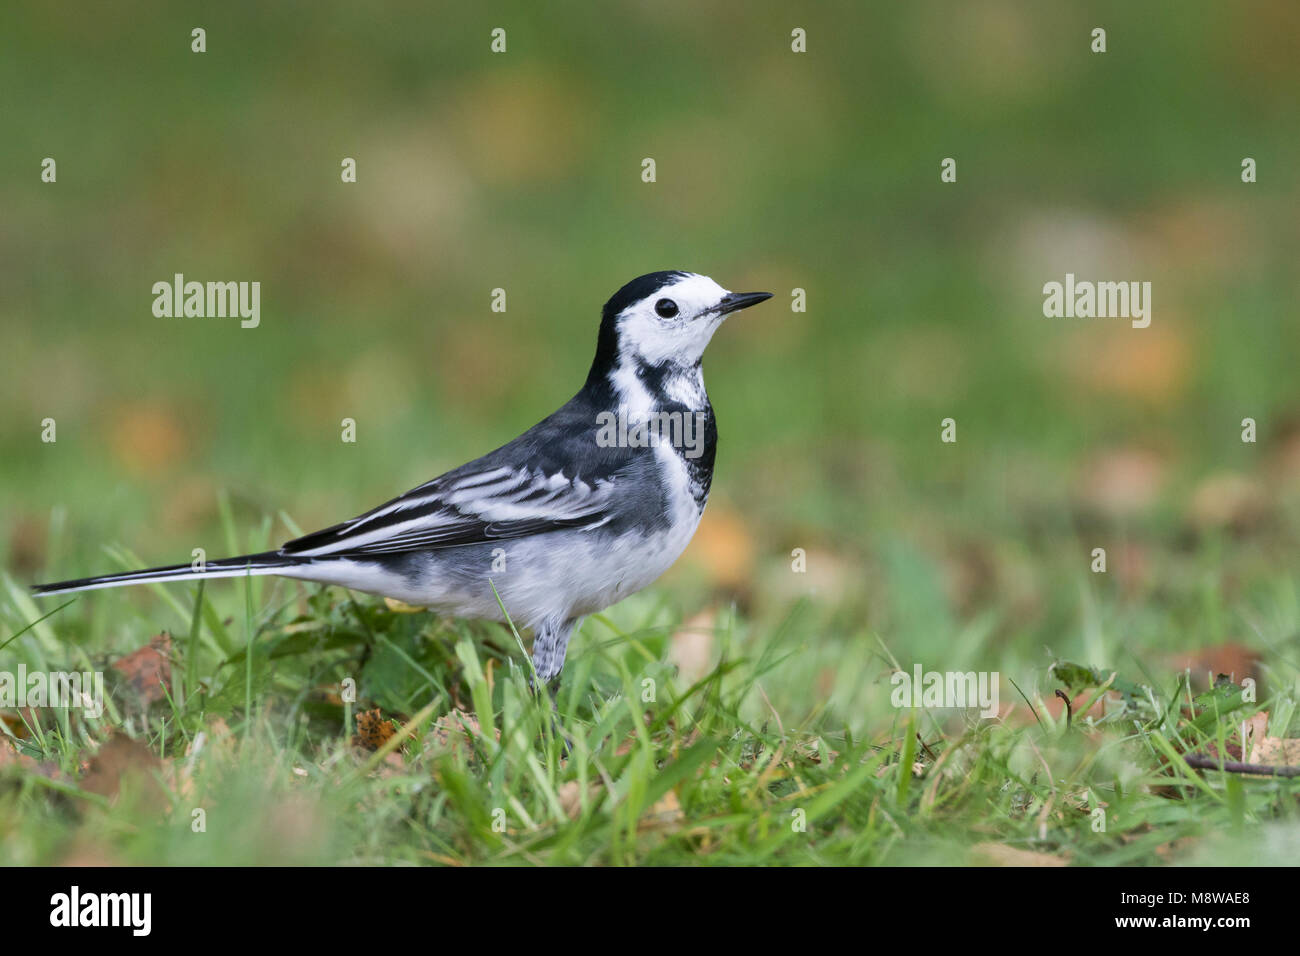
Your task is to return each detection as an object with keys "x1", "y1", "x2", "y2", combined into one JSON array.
[{"x1": 279, "y1": 463, "x2": 620, "y2": 559}]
